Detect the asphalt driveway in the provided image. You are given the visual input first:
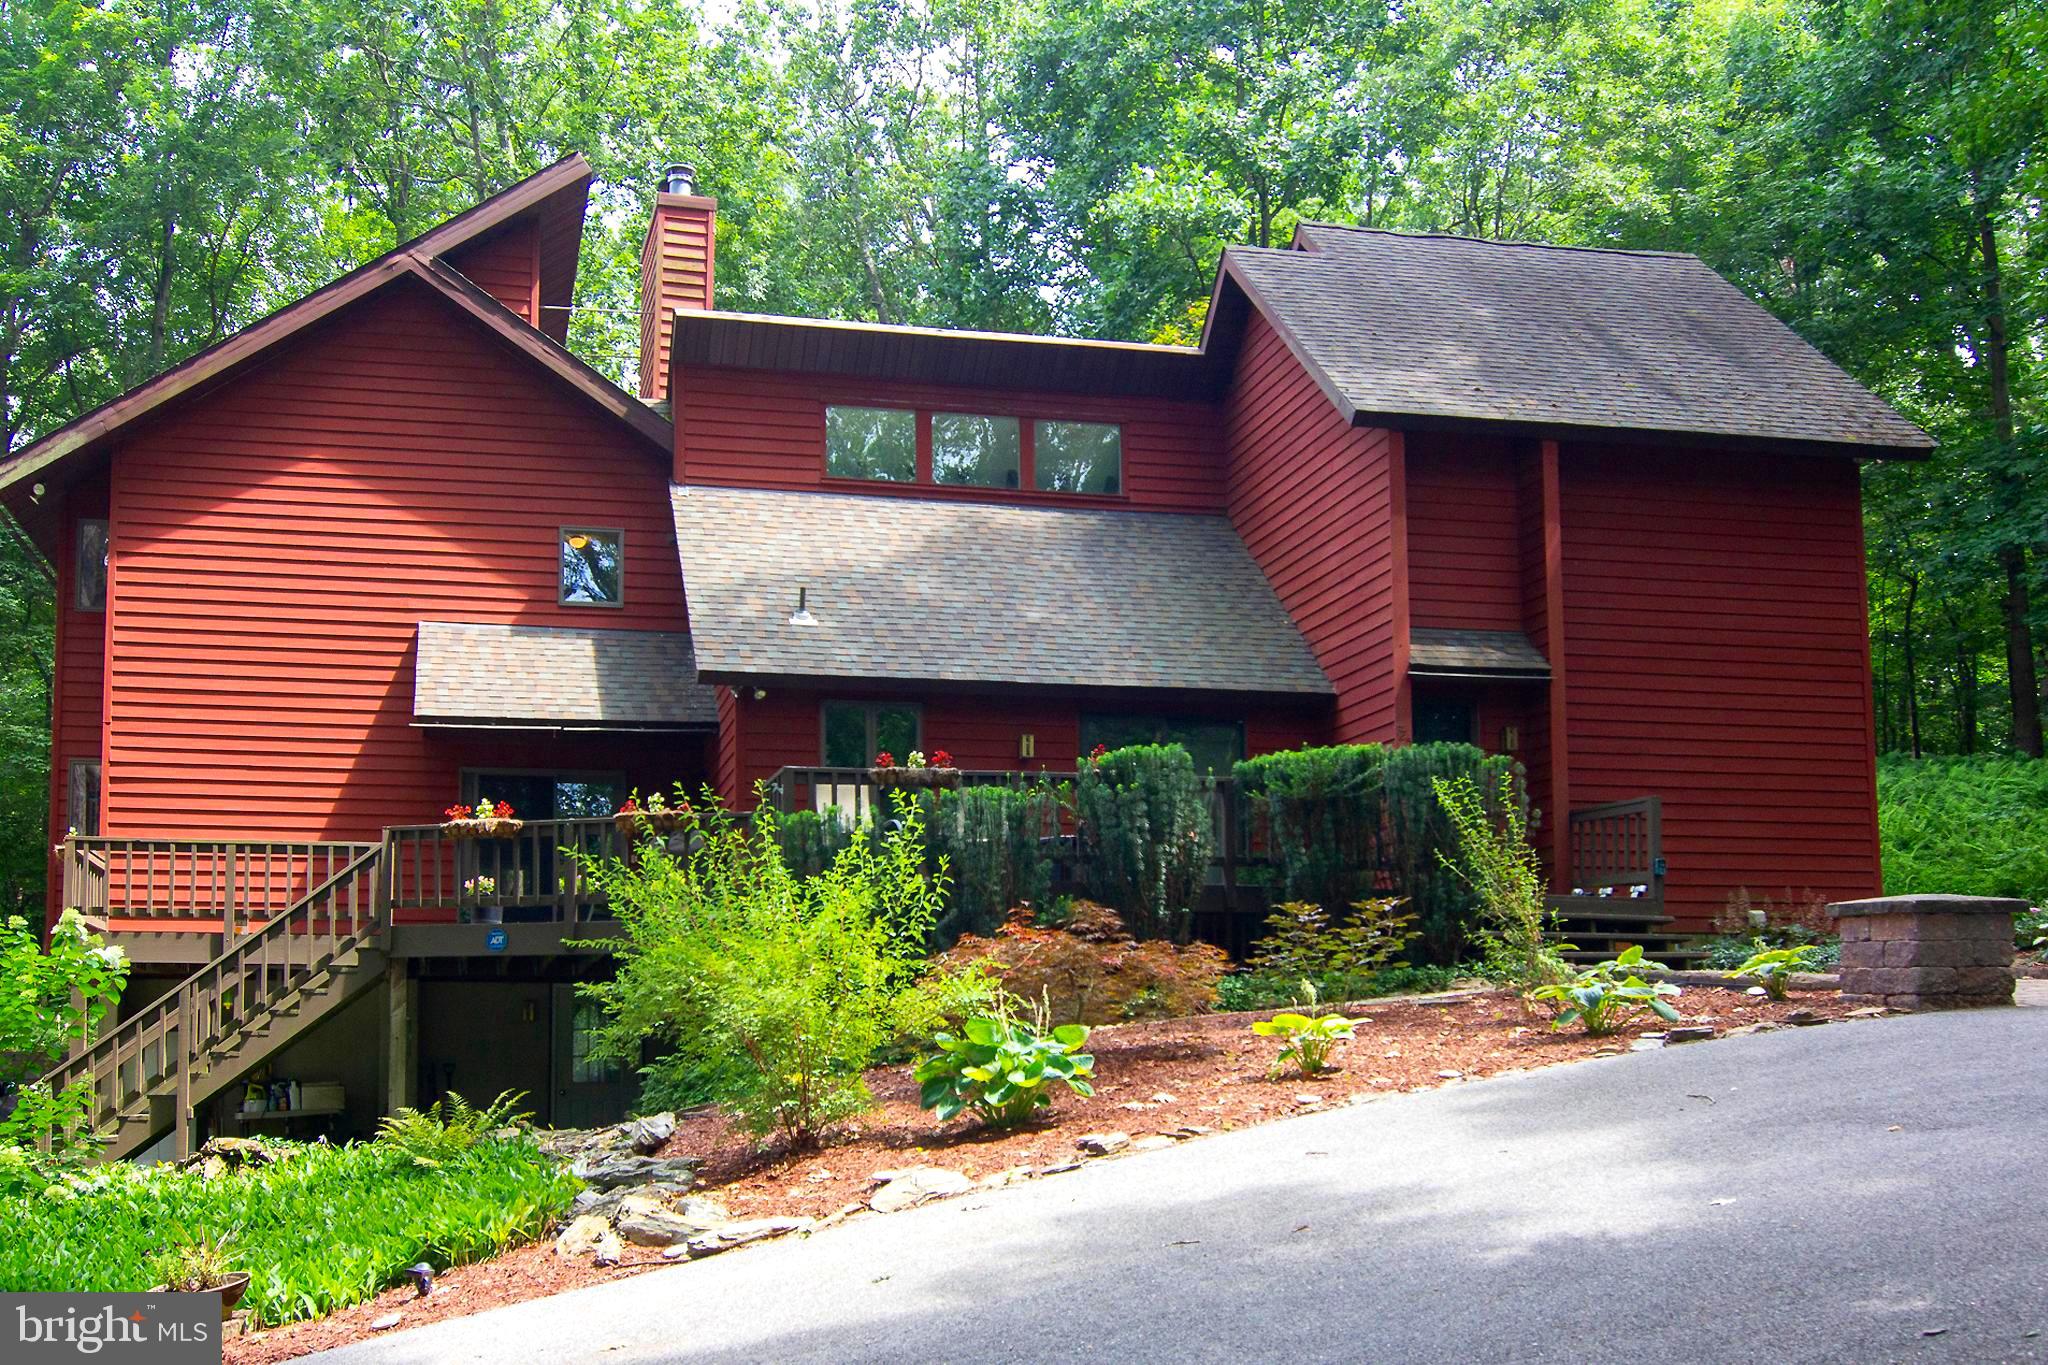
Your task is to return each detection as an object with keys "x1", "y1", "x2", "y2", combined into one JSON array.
[{"x1": 311, "y1": 1006, "x2": 2048, "y2": 1364}]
